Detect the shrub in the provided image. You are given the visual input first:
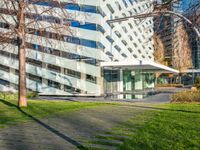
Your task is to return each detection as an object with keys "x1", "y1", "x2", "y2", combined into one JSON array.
[
  {"x1": 26, "y1": 91, "x2": 38, "y2": 99},
  {"x1": 196, "y1": 76, "x2": 200, "y2": 84},
  {"x1": 194, "y1": 84, "x2": 200, "y2": 90},
  {"x1": 0, "y1": 92, "x2": 18, "y2": 100},
  {"x1": 156, "y1": 84, "x2": 184, "y2": 88},
  {"x1": 171, "y1": 91, "x2": 200, "y2": 103},
  {"x1": 0, "y1": 91, "x2": 38, "y2": 100}
]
